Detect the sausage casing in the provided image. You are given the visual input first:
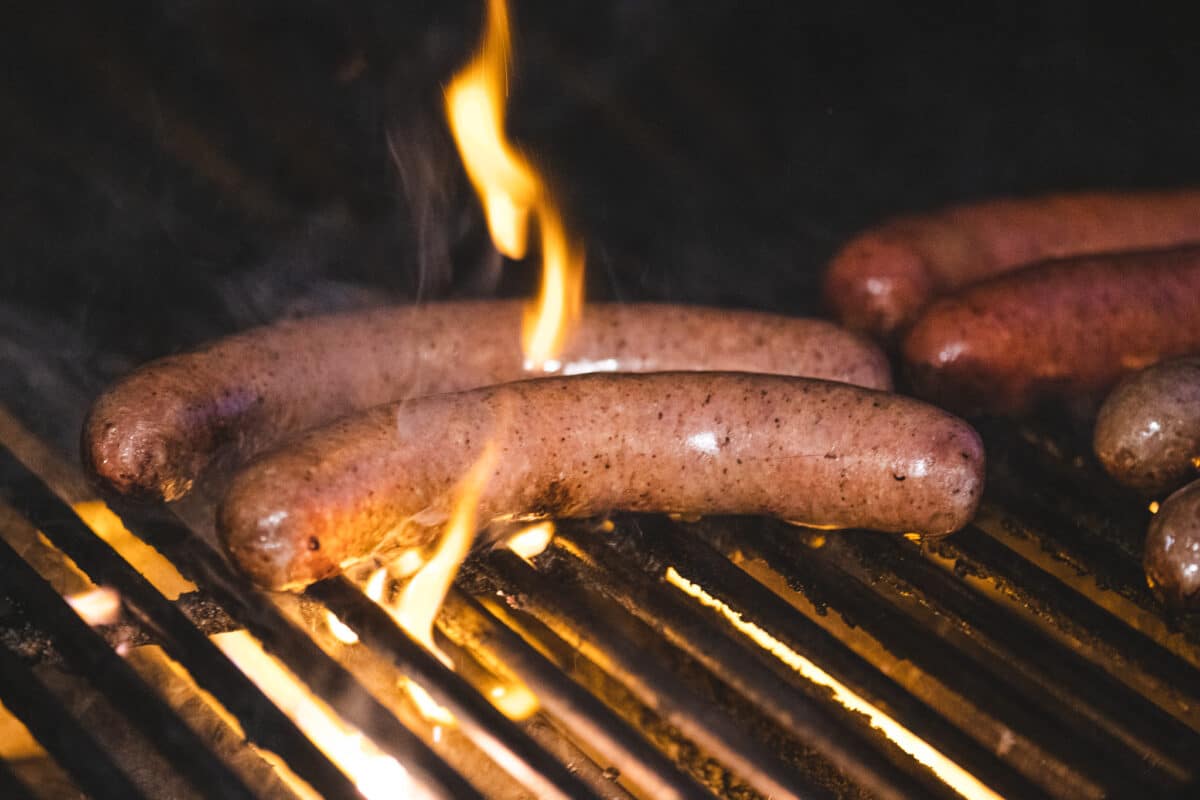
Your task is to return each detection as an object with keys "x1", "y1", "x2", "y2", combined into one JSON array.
[
  {"x1": 218, "y1": 373, "x2": 985, "y2": 590},
  {"x1": 901, "y1": 246, "x2": 1200, "y2": 416},
  {"x1": 824, "y1": 190, "x2": 1200, "y2": 339},
  {"x1": 1144, "y1": 479, "x2": 1200, "y2": 608},
  {"x1": 1094, "y1": 358, "x2": 1200, "y2": 496},
  {"x1": 82, "y1": 302, "x2": 890, "y2": 501}
]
